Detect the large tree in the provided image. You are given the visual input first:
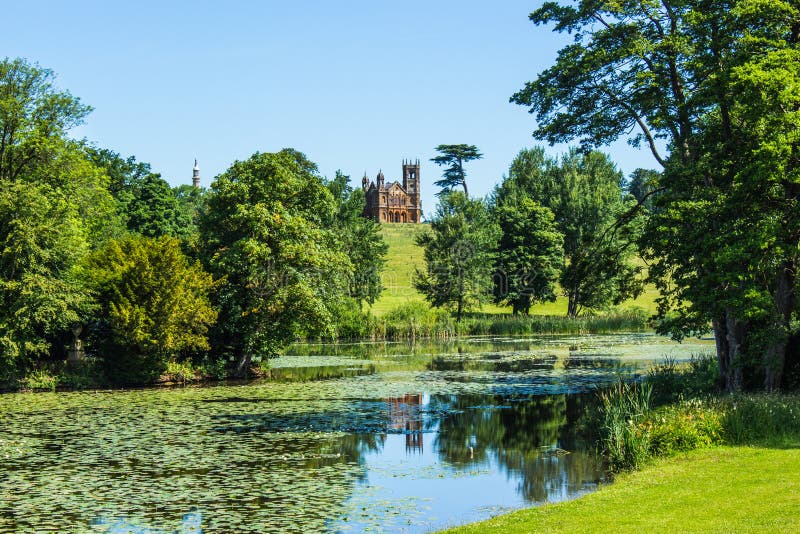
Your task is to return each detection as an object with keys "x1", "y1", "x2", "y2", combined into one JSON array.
[
  {"x1": 493, "y1": 197, "x2": 563, "y2": 315},
  {"x1": 0, "y1": 58, "x2": 119, "y2": 376},
  {"x1": 200, "y1": 149, "x2": 351, "y2": 376},
  {"x1": 0, "y1": 182, "x2": 95, "y2": 373},
  {"x1": 82, "y1": 235, "x2": 217, "y2": 384},
  {"x1": 0, "y1": 58, "x2": 91, "y2": 183},
  {"x1": 498, "y1": 148, "x2": 642, "y2": 316},
  {"x1": 513, "y1": 1, "x2": 799, "y2": 389},
  {"x1": 430, "y1": 144, "x2": 482, "y2": 197},
  {"x1": 414, "y1": 192, "x2": 498, "y2": 321}
]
